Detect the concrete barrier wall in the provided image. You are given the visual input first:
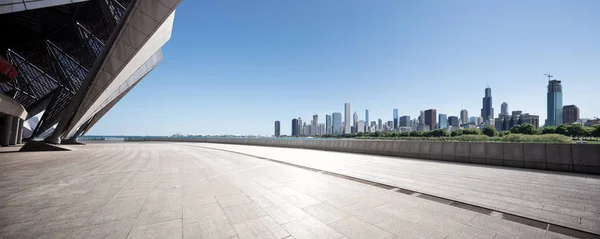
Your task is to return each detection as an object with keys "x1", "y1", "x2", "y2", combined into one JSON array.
[{"x1": 125, "y1": 137, "x2": 600, "y2": 175}]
